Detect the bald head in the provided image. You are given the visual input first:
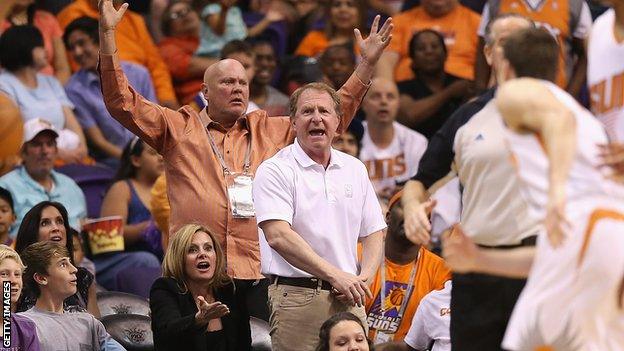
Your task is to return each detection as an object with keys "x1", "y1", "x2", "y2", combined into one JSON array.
[
  {"x1": 201, "y1": 59, "x2": 250, "y2": 125},
  {"x1": 485, "y1": 15, "x2": 534, "y2": 46},
  {"x1": 363, "y1": 77, "x2": 400, "y2": 124}
]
